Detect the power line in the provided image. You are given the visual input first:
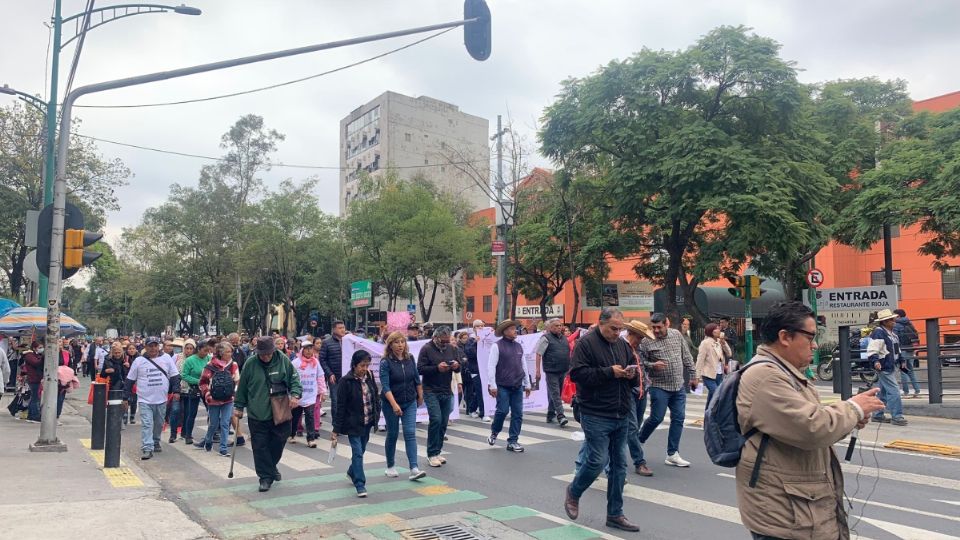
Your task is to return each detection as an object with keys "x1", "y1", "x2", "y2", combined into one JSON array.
[{"x1": 74, "y1": 27, "x2": 455, "y2": 109}]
